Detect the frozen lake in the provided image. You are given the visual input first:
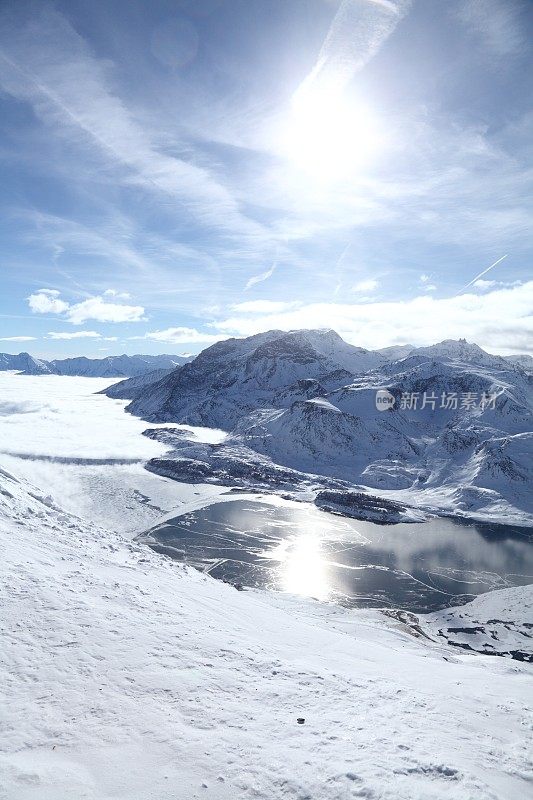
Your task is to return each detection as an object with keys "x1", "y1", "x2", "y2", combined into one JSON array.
[{"x1": 140, "y1": 497, "x2": 533, "y2": 612}]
